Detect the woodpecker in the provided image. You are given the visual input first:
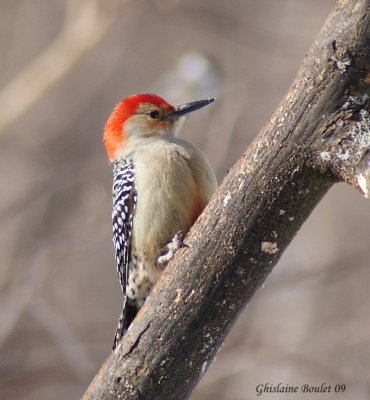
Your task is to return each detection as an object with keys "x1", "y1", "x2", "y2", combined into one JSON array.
[{"x1": 103, "y1": 93, "x2": 217, "y2": 350}]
